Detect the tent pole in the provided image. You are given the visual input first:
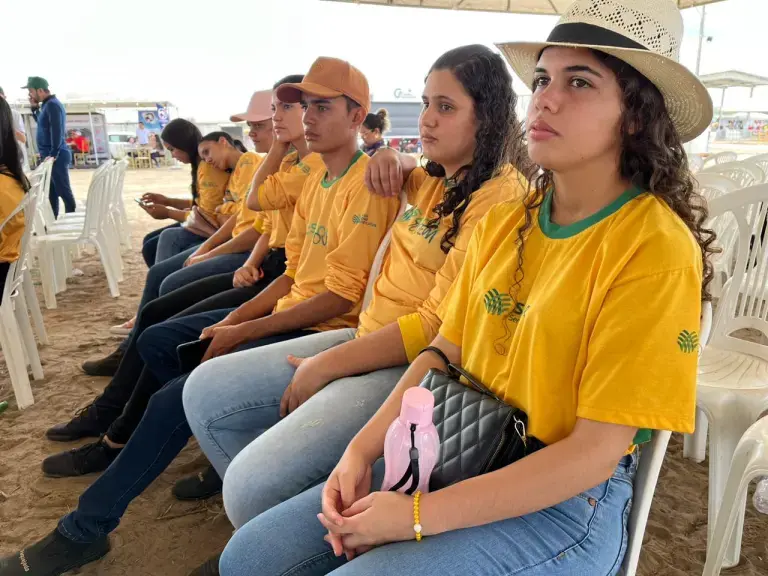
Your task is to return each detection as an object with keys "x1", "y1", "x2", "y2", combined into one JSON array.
[
  {"x1": 88, "y1": 111, "x2": 97, "y2": 165},
  {"x1": 695, "y1": 6, "x2": 706, "y2": 76}
]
